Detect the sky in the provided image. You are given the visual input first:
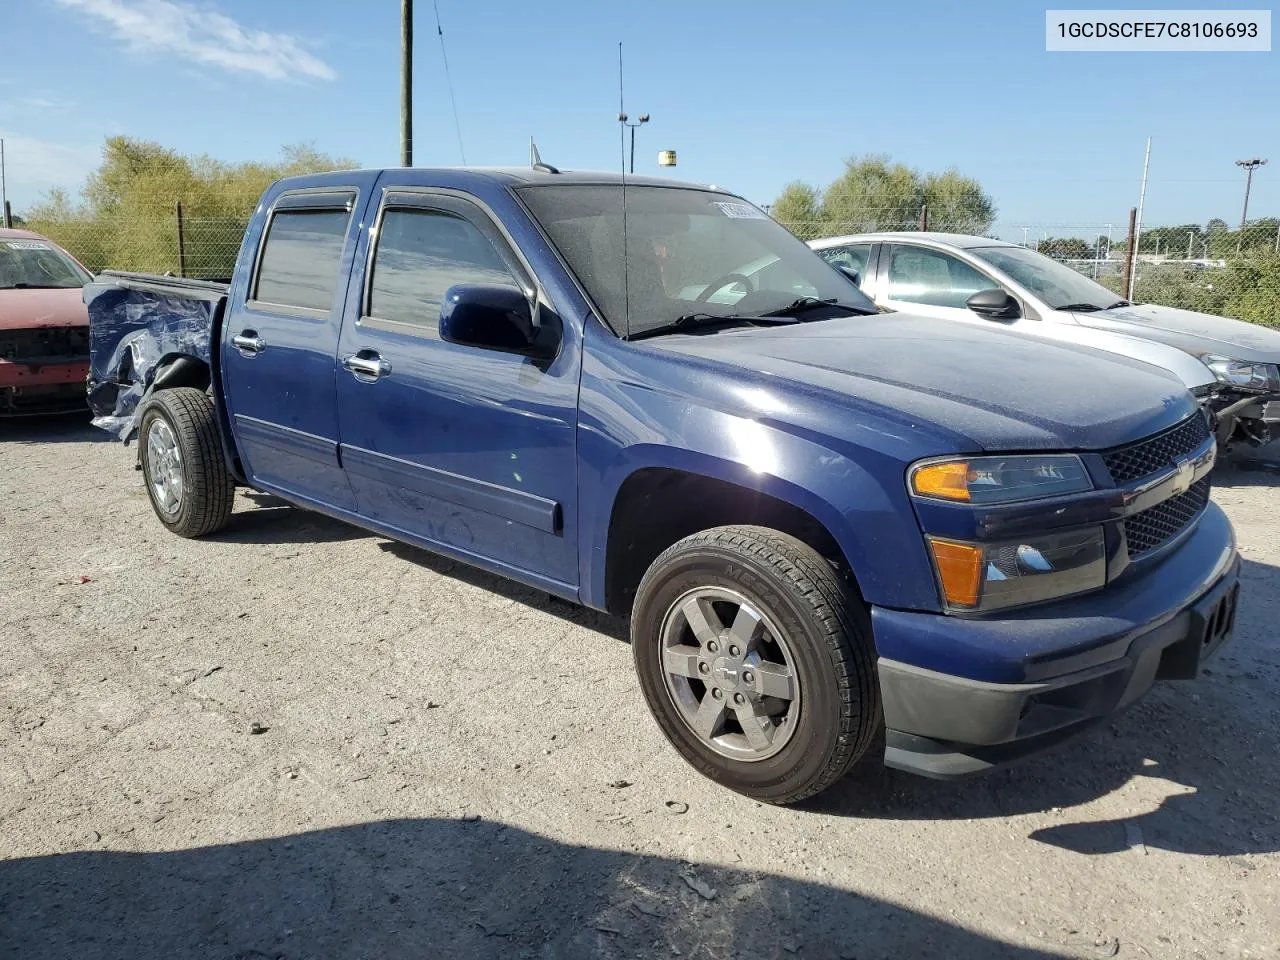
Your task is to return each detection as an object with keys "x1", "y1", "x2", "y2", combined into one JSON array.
[{"x1": 0, "y1": 0, "x2": 1276, "y2": 241}]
